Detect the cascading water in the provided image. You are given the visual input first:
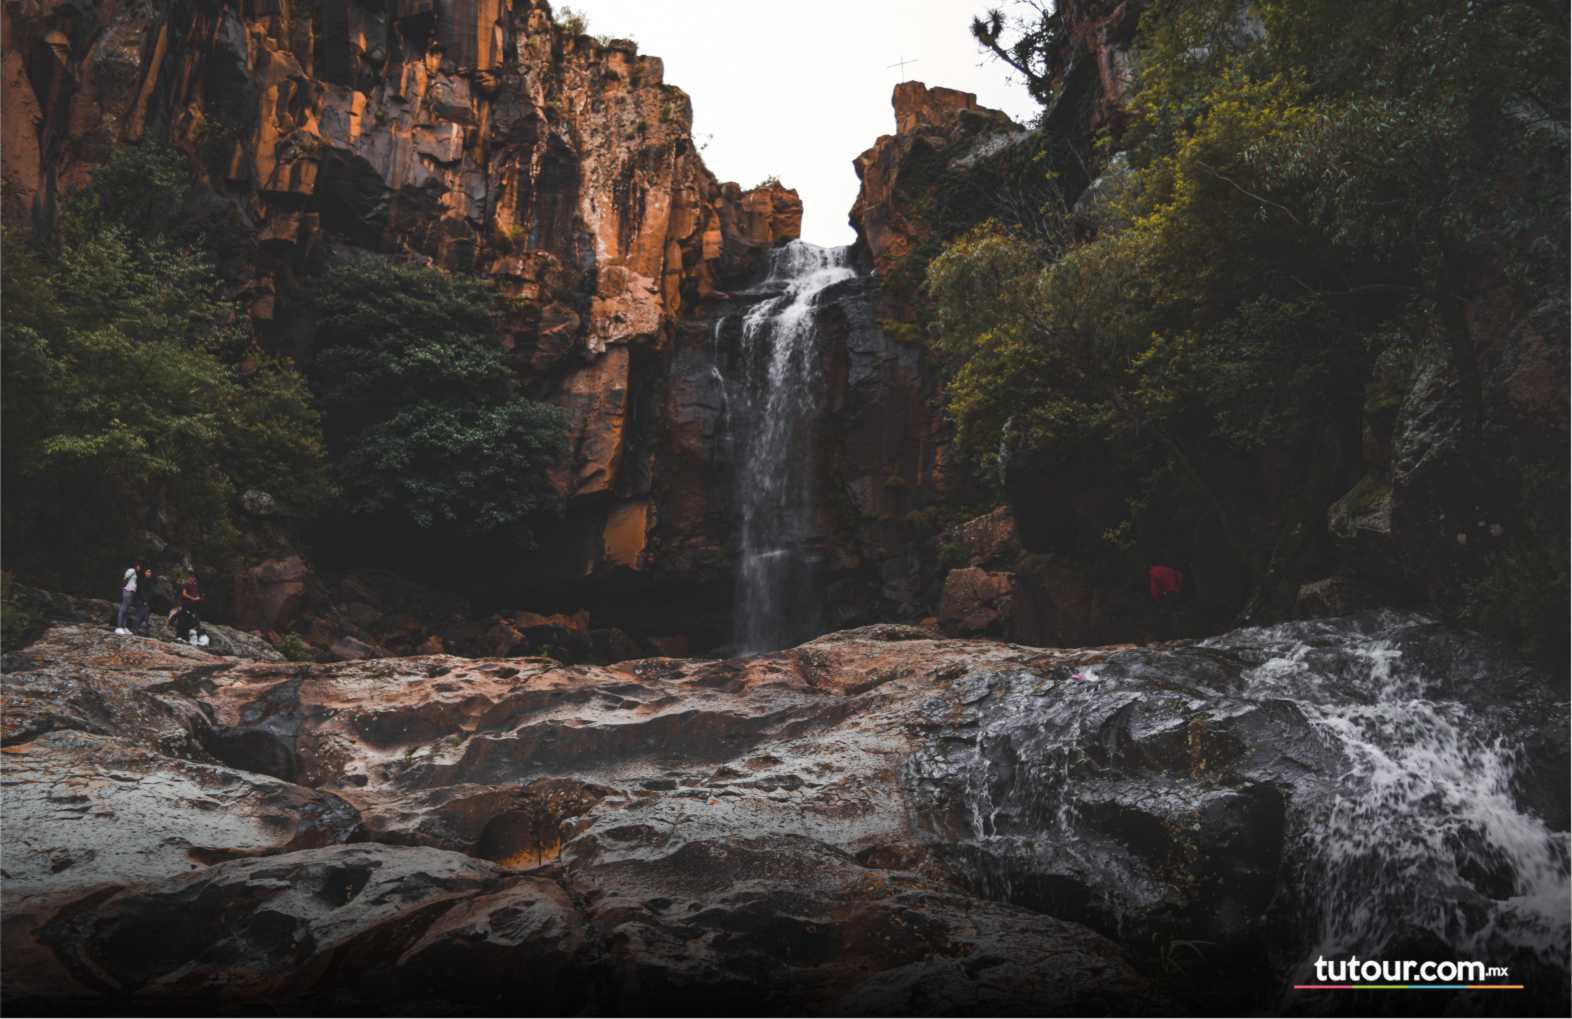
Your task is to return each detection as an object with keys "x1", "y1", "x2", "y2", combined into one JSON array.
[
  {"x1": 900, "y1": 611, "x2": 1570, "y2": 1008},
  {"x1": 729, "y1": 241, "x2": 856, "y2": 653},
  {"x1": 1238, "y1": 633, "x2": 1571, "y2": 984}
]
